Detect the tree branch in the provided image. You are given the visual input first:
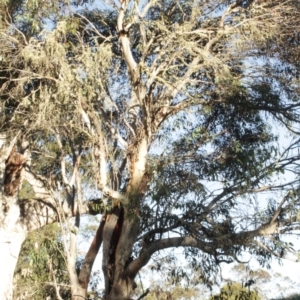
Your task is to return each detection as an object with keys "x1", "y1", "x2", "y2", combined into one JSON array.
[
  {"x1": 23, "y1": 169, "x2": 53, "y2": 201},
  {"x1": 255, "y1": 240, "x2": 299, "y2": 262},
  {"x1": 79, "y1": 214, "x2": 106, "y2": 289},
  {"x1": 117, "y1": 1, "x2": 138, "y2": 82},
  {"x1": 127, "y1": 236, "x2": 216, "y2": 277},
  {"x1": 135, "y1": 0, "x2": 159, "y2": 19}
]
